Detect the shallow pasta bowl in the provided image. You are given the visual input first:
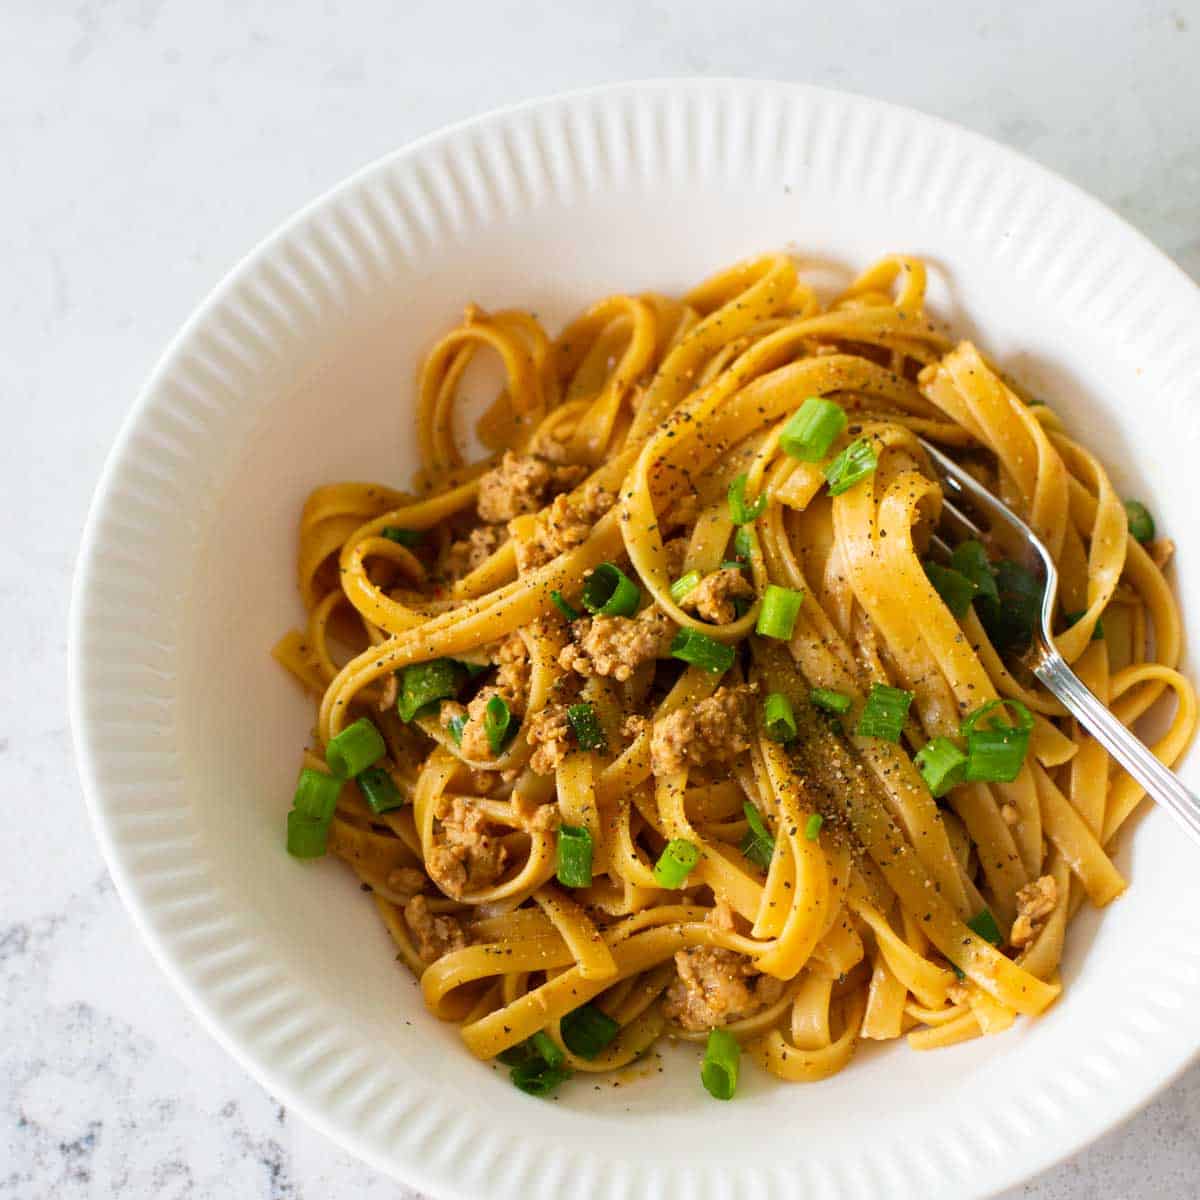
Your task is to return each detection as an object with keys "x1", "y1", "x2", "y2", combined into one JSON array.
[{"x1": 69, "y1": 79, "x2": 1200, "y2": 1200}]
